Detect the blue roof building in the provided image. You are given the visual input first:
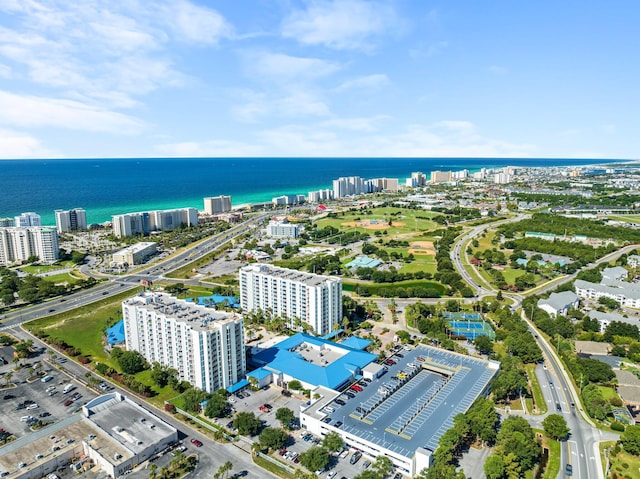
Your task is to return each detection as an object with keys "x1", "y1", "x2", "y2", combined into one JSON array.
[
  {"x1": 341, "y1": 336, "x2": 372, "y2": 350},
  {"x1": 346, "y1": 256, "x2": 383, "y2": 269},
  {"x1": 250, "y1": 333, "x2": 377, "y2": 390}
]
